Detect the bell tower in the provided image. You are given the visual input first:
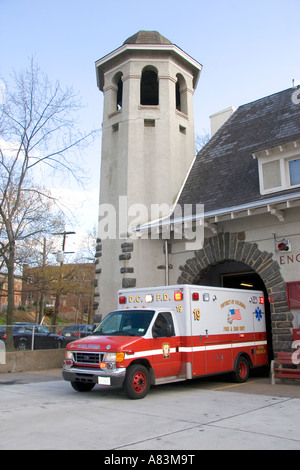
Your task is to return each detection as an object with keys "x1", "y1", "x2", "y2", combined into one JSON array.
[{"x1": 94, "y1": 31, "x2": 202, "y2": 316}]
